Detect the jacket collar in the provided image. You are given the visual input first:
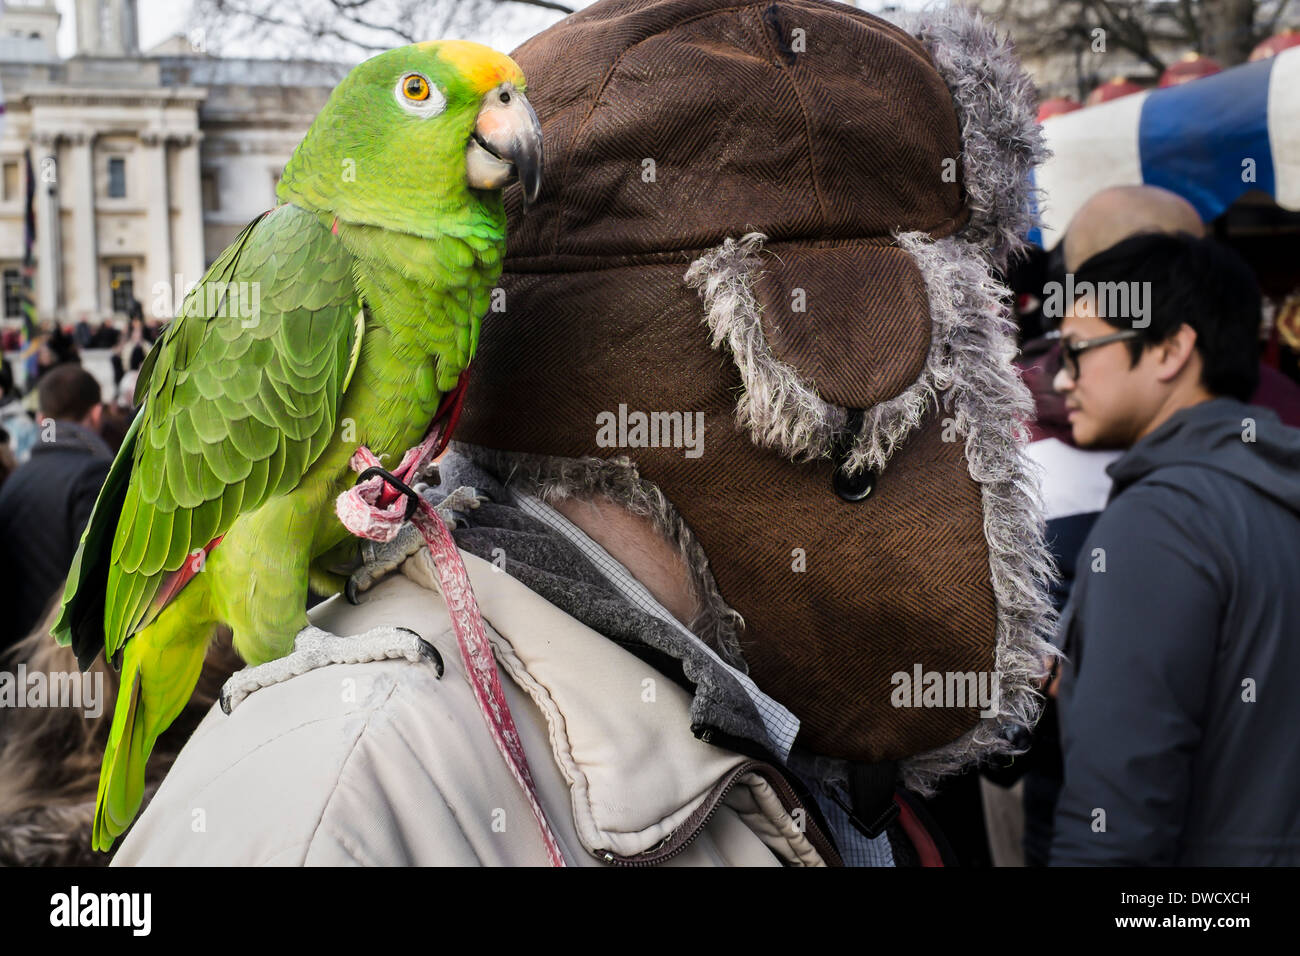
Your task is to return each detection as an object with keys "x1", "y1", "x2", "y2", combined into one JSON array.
[
  {"x1": 30, "y1": 419, "x2": 112, "y2": 459},
  {"x1": 404, "y1": 545, "x2": 835, "y2": 864}
]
